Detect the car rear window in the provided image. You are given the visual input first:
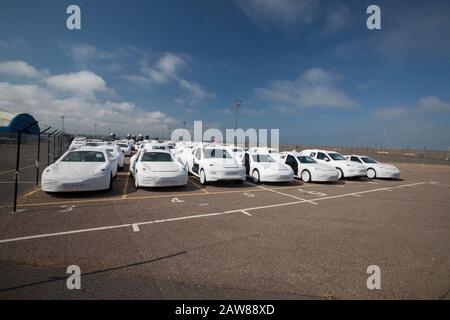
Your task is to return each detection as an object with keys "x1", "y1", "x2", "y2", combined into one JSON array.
[
  {"x1": 62, "y1": 151, "x2": 105, "y2": 162},
  {"x1": 141, "y1": 152, "x2": 173, "y2": 162}
]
